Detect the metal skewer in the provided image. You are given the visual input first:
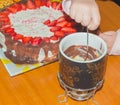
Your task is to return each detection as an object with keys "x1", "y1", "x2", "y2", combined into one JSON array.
[
  {"x1": 85, "y1": 27, "x2": 89, "y2": 61},
  {"x1": 86, "y1": 27, "x2": 89, "y2": 51}
]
